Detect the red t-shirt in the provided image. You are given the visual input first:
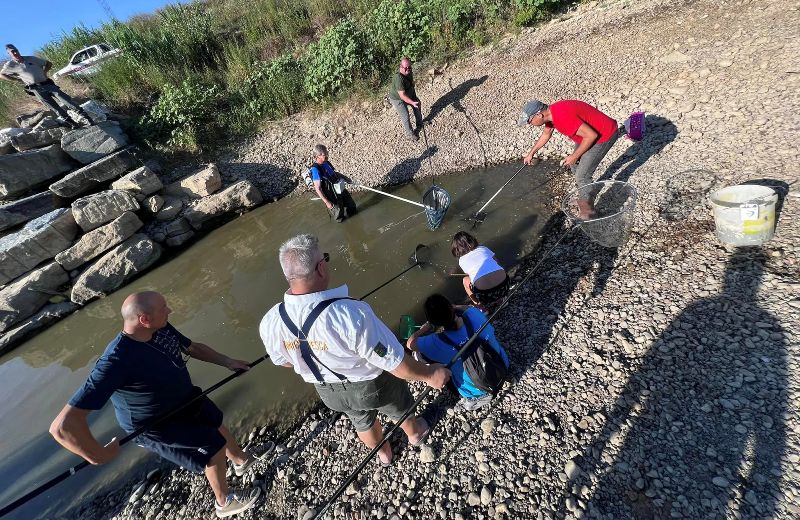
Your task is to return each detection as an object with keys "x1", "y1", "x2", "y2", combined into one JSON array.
[{"x1": 547, "y1": 100, "x2": 618, "y2": 144}]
